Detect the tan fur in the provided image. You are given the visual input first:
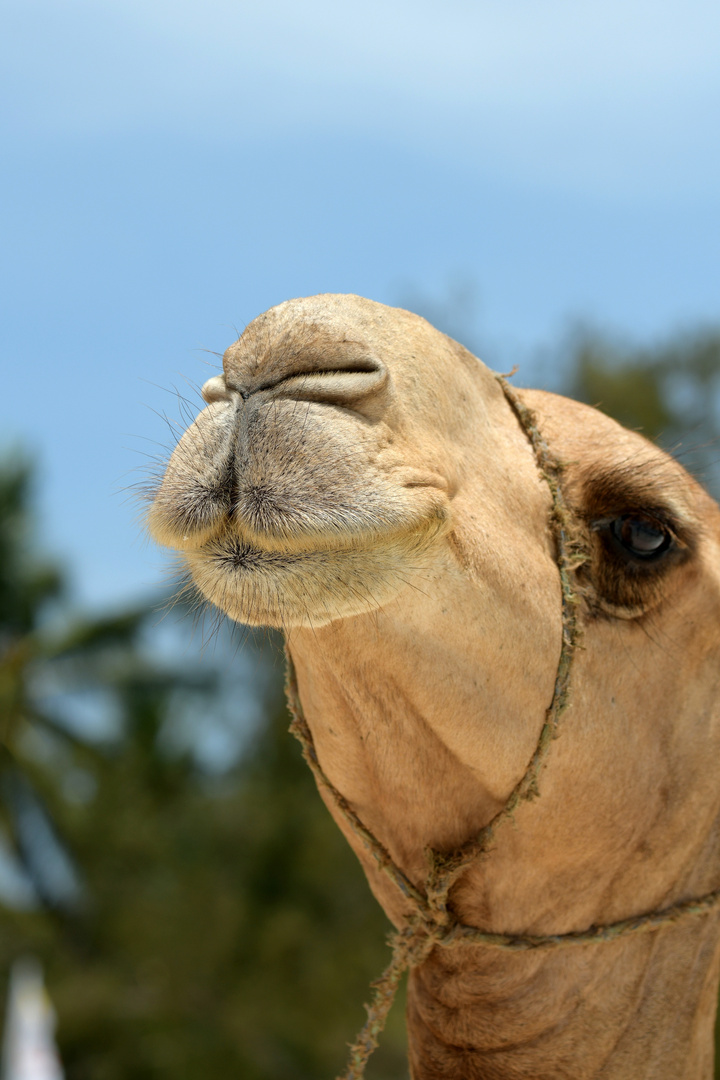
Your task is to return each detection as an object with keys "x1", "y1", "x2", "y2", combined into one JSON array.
[{"x1": 148, "y1": 294, "x2": 720, "y2": 1078}]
